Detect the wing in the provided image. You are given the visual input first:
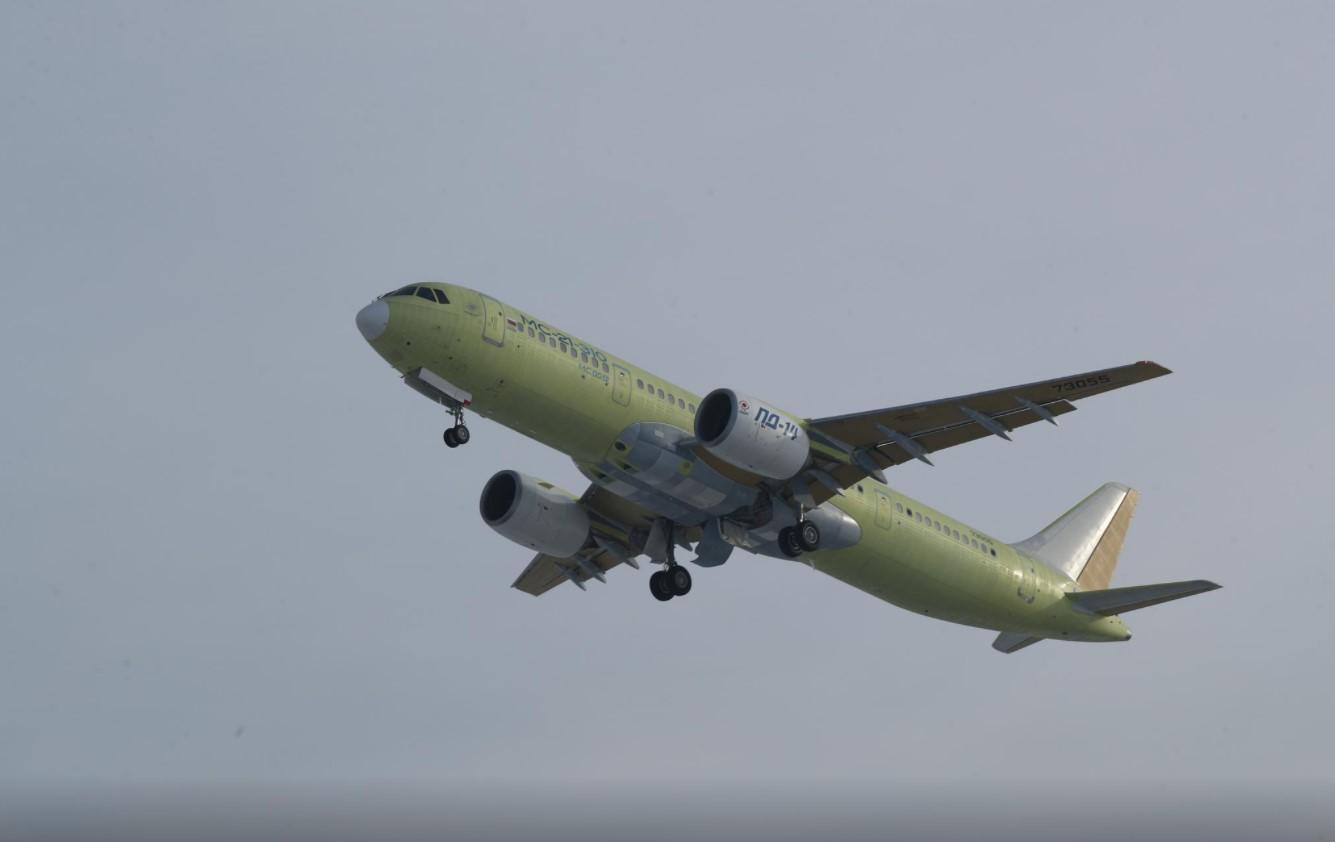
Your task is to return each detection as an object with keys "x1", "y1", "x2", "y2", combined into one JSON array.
[
  {"x1": 511, "y1": 485, "x2": 659, "y2": 596},
  {"x1": 802, "y1": 361, "x2": 1171, "y2": 504}
]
